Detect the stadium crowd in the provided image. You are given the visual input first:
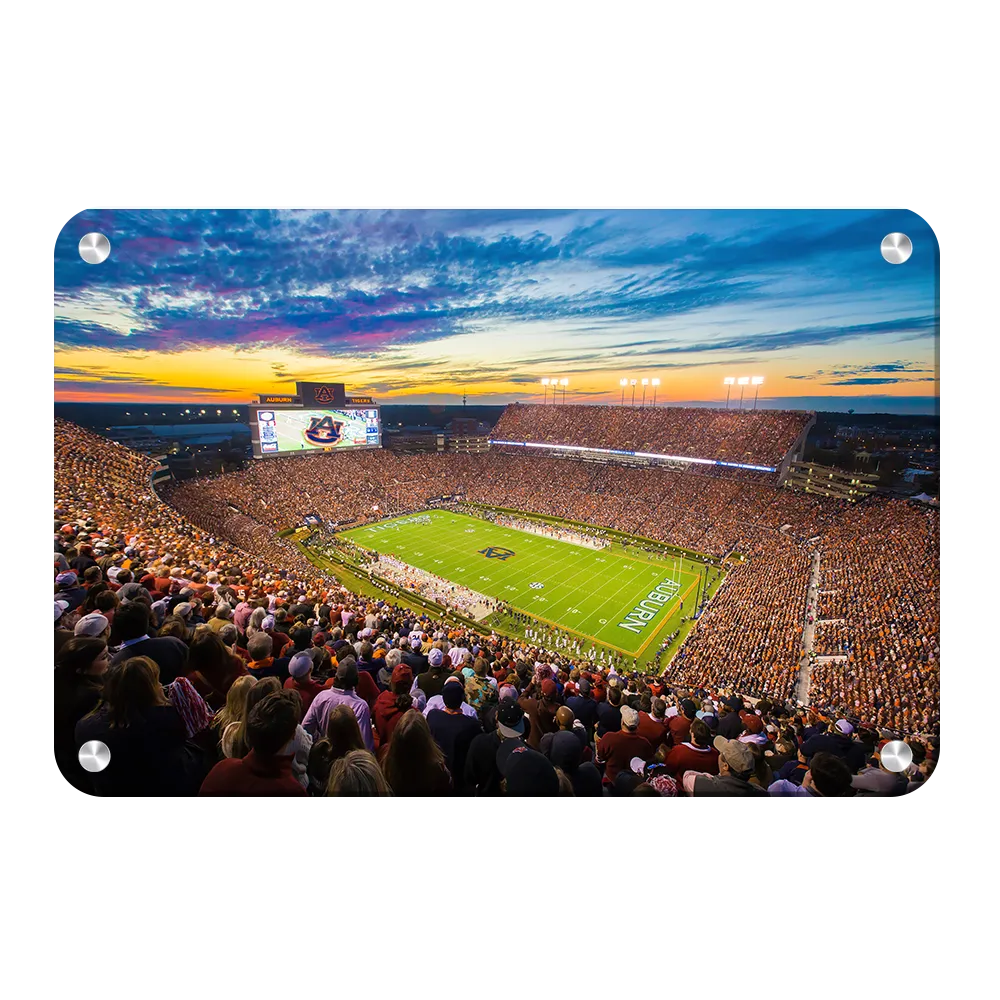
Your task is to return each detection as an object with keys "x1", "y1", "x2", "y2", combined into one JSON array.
[
  {"x1": 54, "y1": 403, "x2": 939, "y2": 795},
  {"x1": 491, "y1": 402, "x2": 813, "y2": 467}
]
